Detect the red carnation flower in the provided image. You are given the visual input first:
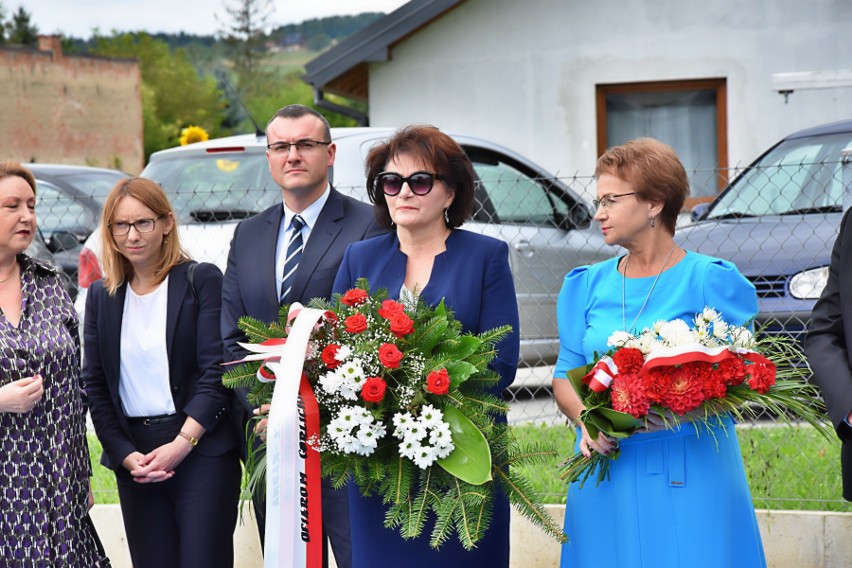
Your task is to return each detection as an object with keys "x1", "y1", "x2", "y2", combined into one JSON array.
[
  {"x1": 662, "y1": 364, "x2": 705, "y2": 415},
  {"x1": 378, "y1": 299, "x2": 405, "y2": 319},
  {"x1": 361, "y1": 377, "x2": 387, "y2": 403},
  {"x1": 717, "y1": 356, "x2": 747, "y2": 387},
  {"x1": 426, "y1": 368, "x2": 451, "y2": 395},
  {"x1": 388, "y1": 312, "x2": 414, "y2": 338},
  {"x1": 344, "y1": 313, "x2": 368, "y2": 334},
  {"x1": 746, "y1": 360, "x2": 777, "y2": 394},
  {"x1": 341, "y1": 288, "x2": 369, "y2": 306},
  {"x1": 610, "y1": 372, "x2": 650, "y2": 418},
  {"x1": 321, "y1": 344, "x2": 342, "y2": 369},
  {"x1": 693, "y1": 361, "x2": 727, "y2": 400},
  {"x1": 613, "y1": 347, "x2": 645, "y2": 375},
  {"x1": 378, "y1": 343, "x2": 403, "y2": 369}
]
